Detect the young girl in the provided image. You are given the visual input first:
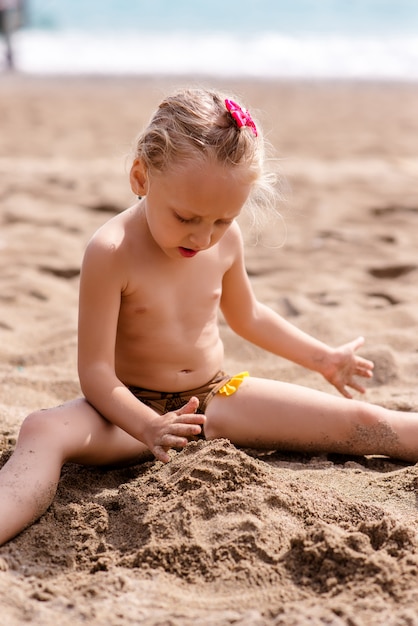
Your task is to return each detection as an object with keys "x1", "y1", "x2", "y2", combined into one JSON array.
[{"x1": 1, "y1": 87, "x2": 417, "y2": 546}]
